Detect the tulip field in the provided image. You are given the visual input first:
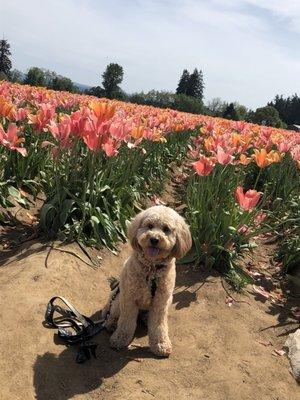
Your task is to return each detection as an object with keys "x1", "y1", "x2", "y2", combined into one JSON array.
[{"x1": 1, "y1": 81, "x2": 299, "y2": 287}]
